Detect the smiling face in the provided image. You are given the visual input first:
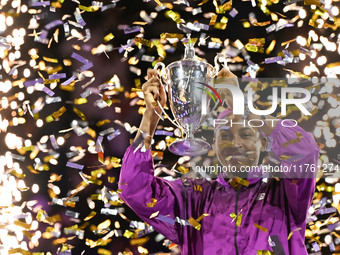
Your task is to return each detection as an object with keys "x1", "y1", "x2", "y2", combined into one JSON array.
[{"x1": 213, "y1": 114, "x2": 267, "y2": 175}]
